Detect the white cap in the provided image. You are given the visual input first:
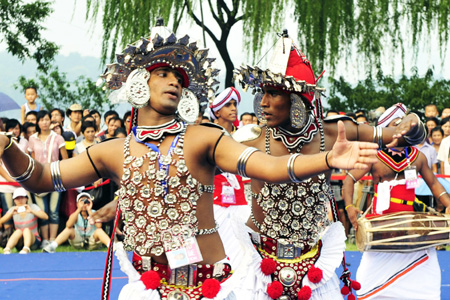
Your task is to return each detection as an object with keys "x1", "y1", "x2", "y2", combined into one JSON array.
[
  {"x1": 76, "y1": 192, "x2": 93, "y2": 202},
  {"x1": 13, "y1": 188, "x2": 28, "y2": 199},
  {"x1": 377, "y1": 103, "x2": 407, "y2": 128}
]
